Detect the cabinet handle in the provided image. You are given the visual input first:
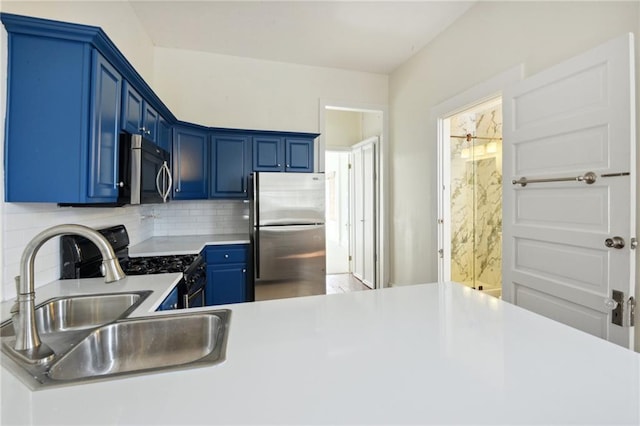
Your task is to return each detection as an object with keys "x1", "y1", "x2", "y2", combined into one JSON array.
[
  {"x1": 224, "y1": 254, "x2": 229, "y2": 258},
  {"x1": 242, "y1": 269, "x2": 246, "y2": 273},
  {"x1": 286, "y1": 164, "x2": 290, "y2": 168},
  {"x1": 278, "y1": 164, "x2": 281, "y2": 167}
]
